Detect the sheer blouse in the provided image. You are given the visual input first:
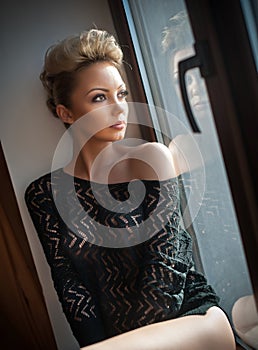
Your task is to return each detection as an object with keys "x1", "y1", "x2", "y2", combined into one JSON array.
[{"x1": 25, "y1": 168, "x2": 219, "y2": 347}]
